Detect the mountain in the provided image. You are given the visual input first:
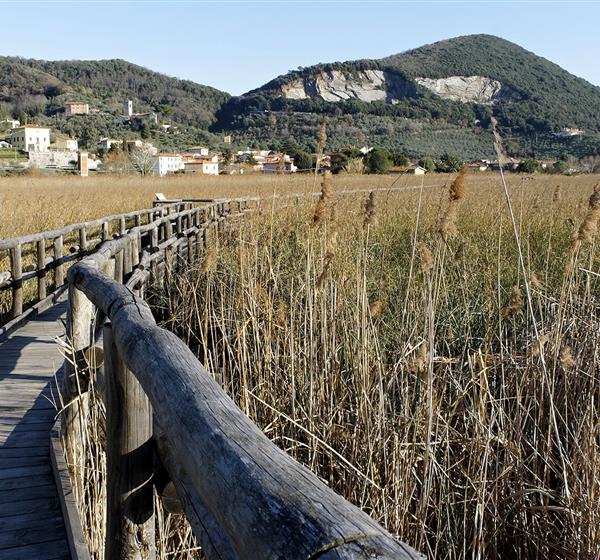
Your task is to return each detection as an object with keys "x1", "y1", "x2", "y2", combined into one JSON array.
[
  {"x1": 3, "y1": 36, "x2": 600, "y2": 160},
  {"x1": 215, "y1": 35, "x2": 600, "y2": 159},
  {"x1": 0, "y1": 57, "x2": 230, "y2": 148}
]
